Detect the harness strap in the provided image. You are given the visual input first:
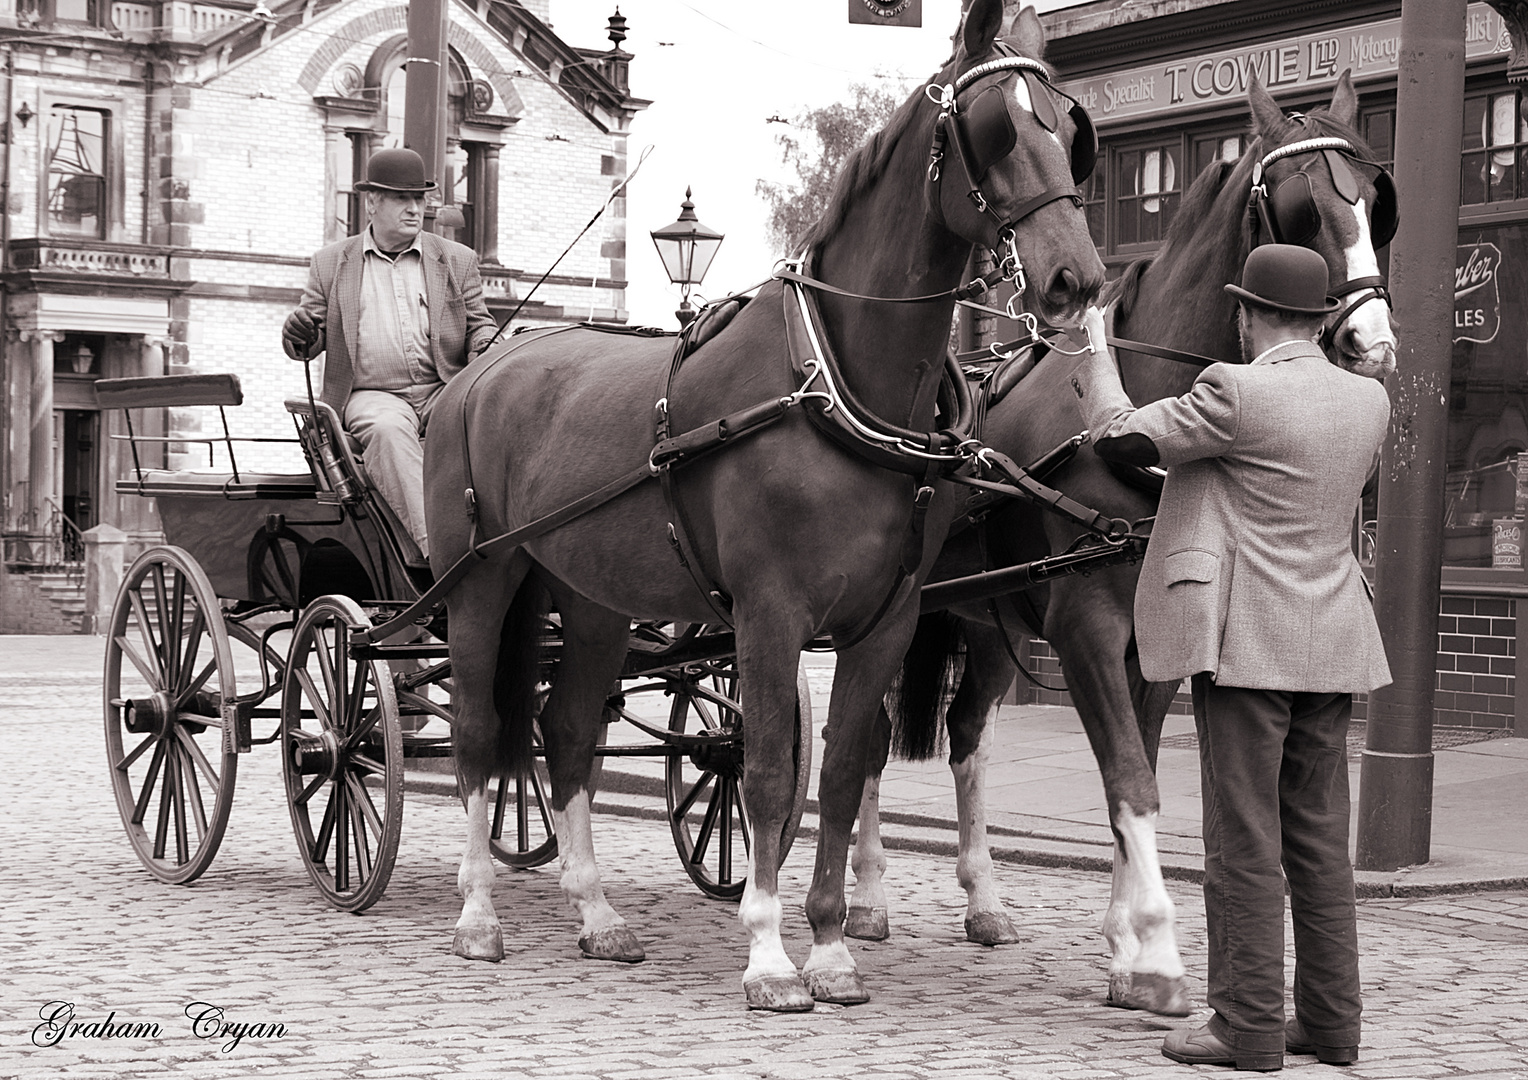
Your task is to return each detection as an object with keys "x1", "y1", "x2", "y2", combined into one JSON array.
[
  {"x1": 1321, "y1": 275, "x2": 1391, "y2": 353},
  {"x1": 773, "y1": 266, "x2": 1004, "y2": 305},
  {"x1": 1106, "y1": 334, "x2": 1220, "y2": 369}
]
